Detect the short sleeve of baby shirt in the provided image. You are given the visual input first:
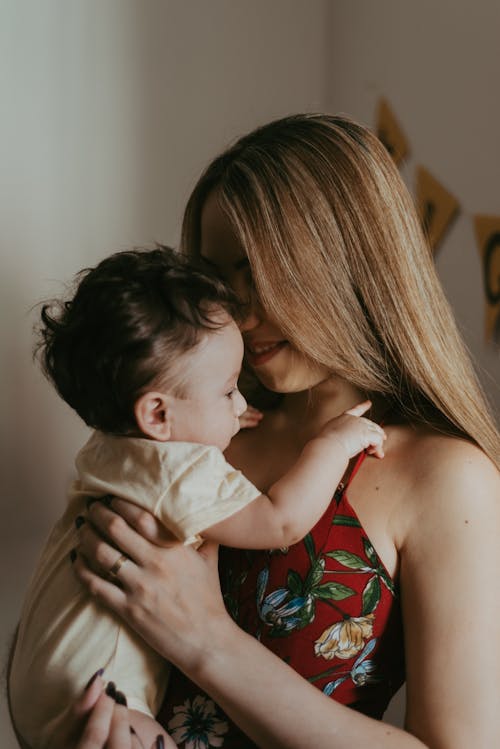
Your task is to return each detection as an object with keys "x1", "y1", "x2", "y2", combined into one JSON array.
[{"x1": 153, "y1": 443, "x2": 262, "y2": 545}]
